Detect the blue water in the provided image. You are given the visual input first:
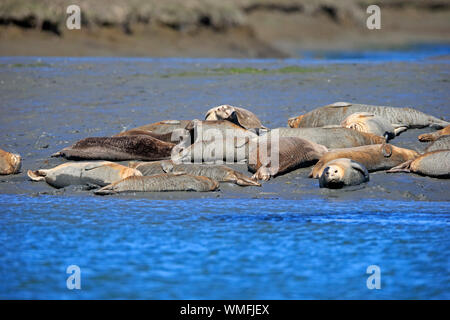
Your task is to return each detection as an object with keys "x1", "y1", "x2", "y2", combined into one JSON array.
[{"x1": 1, "y1": 194, "x2": 449, "y2": 299}]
